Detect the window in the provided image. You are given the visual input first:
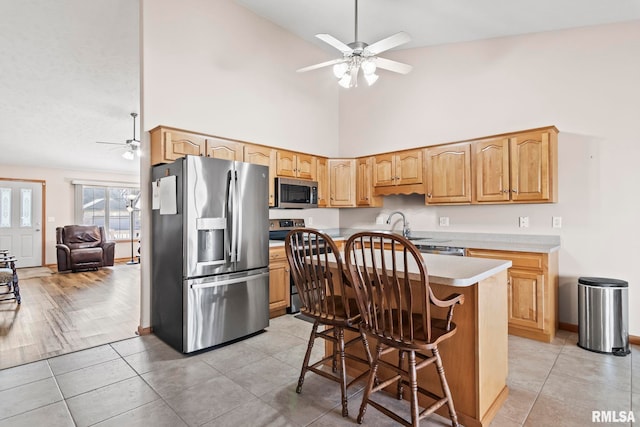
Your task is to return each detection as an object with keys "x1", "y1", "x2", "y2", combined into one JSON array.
[{"x1": 75, "y1": 184, "x2": 140, "y2": 241}]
